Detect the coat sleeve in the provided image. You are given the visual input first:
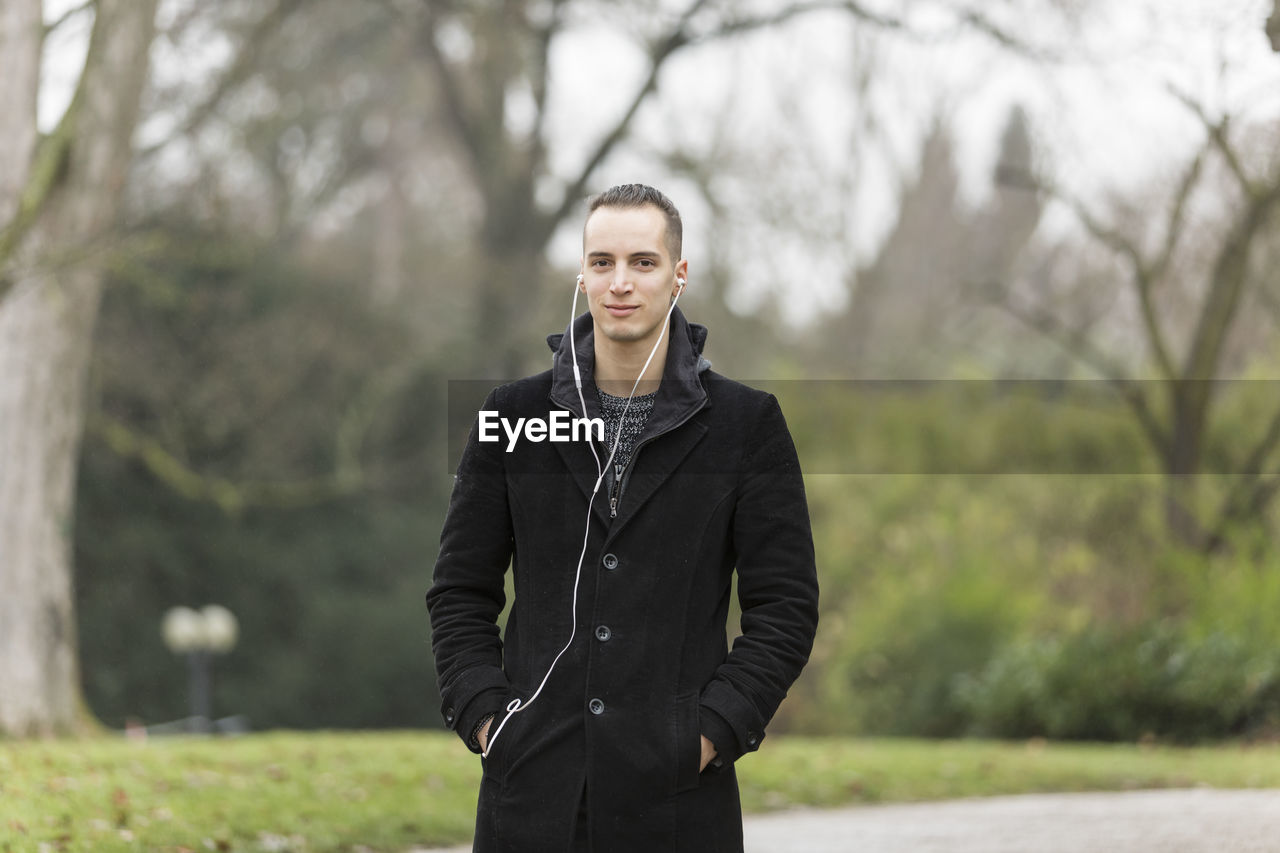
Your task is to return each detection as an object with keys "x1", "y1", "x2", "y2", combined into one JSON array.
[
  {"x1": 426, "y1": 387, "x2": 513, "y2": 752},
  {"x1": 699, "y1": 392, "x2": 819, "y2": 764}
]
